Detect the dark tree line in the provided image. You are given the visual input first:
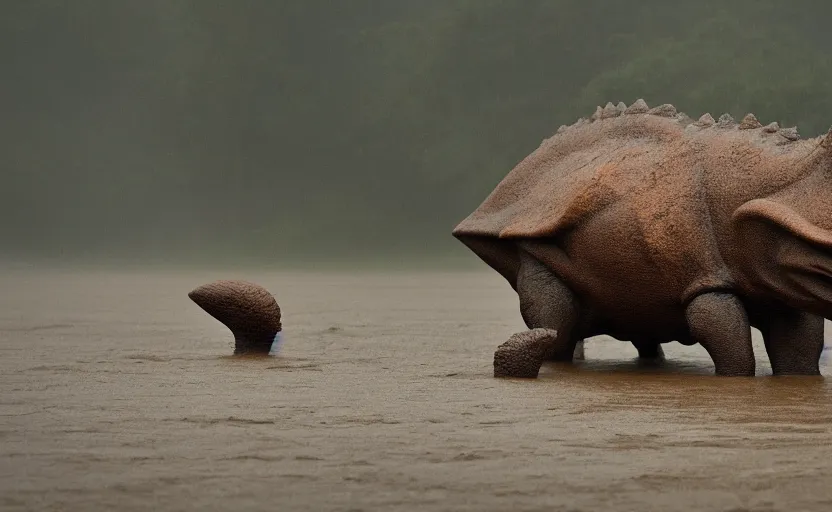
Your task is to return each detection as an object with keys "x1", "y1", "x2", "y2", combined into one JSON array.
[{"x1": 2, "y1": 1, "x2": 831, "y2": 266}]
